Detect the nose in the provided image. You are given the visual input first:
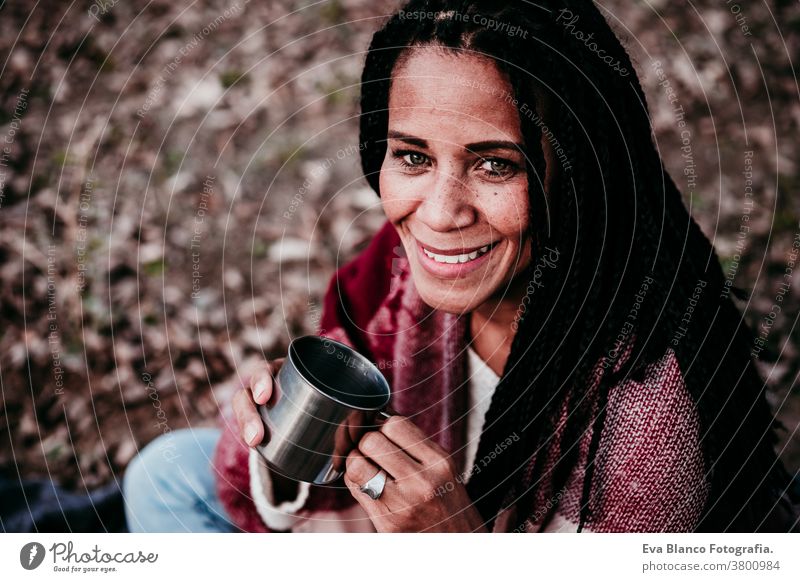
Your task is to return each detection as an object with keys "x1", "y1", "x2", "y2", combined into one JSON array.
[{"x1": 415, "y1": 167, "x2": 477, "y2": 232}]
